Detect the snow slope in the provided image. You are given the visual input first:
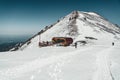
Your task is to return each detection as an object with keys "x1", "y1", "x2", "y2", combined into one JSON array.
[
  {"x1": 0, "y1": 11, "x2": 120, "y2": 80},
  {"x1": 13, "y1": 11, "x2": 120, "y2": 50},
  {"x1": 1, "y1": 45, "x2": 120, "y2": 80}
]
